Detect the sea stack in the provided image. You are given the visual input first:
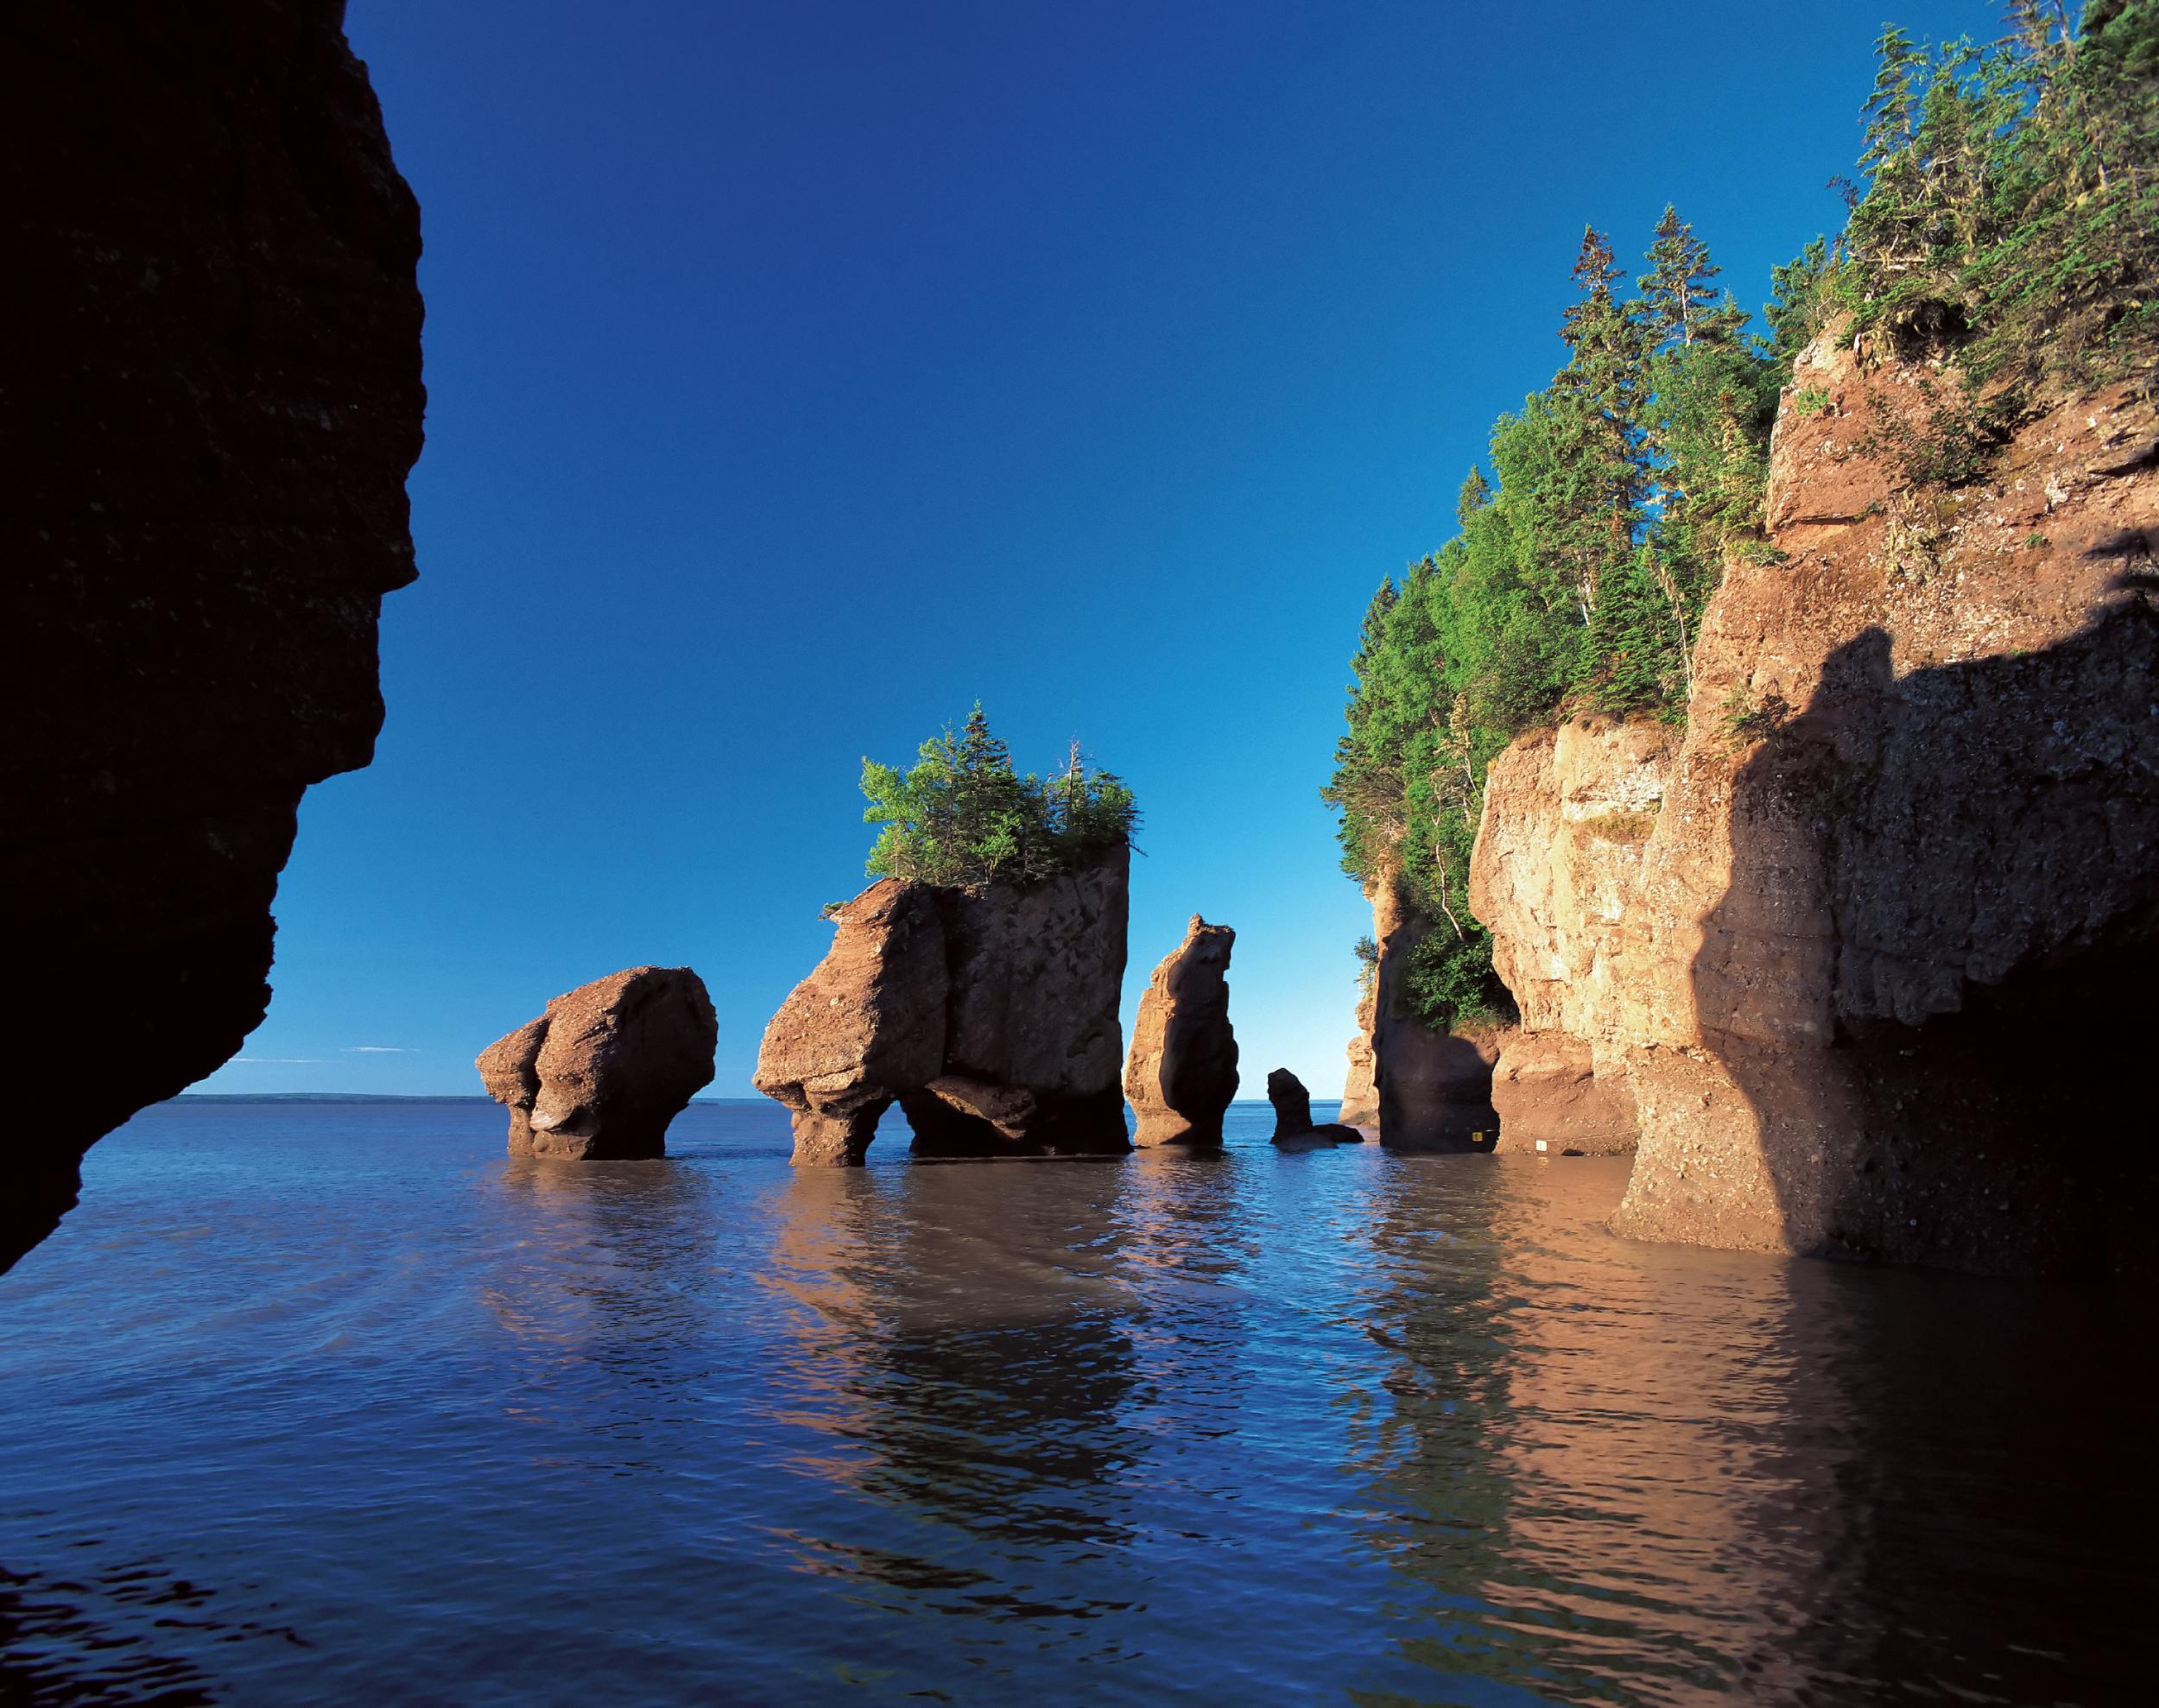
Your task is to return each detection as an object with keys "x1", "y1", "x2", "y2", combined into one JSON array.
[
  {"x1": 477, "y1": 967, "x2": 717, "y2": 1159},
  {"x1": 1344, "y1": 882, "x2": 1505, "y2": 1151},
  {"x1": 1124, "y1": 915, "x2": 1238, "y2": 1146},
  {"x1": 757, "y1": 851, "x2": 1131, "y2": 1164},
  {"x1": 1267, "y1": 1068, "x2": 1360, "y2": 1147}
]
